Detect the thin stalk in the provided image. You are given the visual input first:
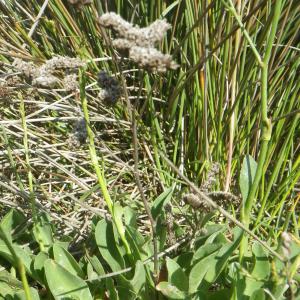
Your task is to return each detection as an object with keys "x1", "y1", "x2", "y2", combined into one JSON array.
[
  {"x1": 224, "y1": 0, "x2": 282, "y2": 260},
  {"x1": 243, "y1": 0, "x2": 283, "y2": 222},
  {"x1": 20, "y1": 94, "x2": 50, "y2": 252},
  {"x1": 79, "y1": 69, "x2": 132, "y2": 256},
  {"x1": 97, "y1": 24, "x2": 159, "y2": 281},
  {"x1": 222, "y1": 0, "x2": 263, "y2": 67},
  {"x1": 19, "y1": 93, "x2": 36, "y2": 219},
  {"x1": 225, "y1": 0, "x2": 241, "y2": 192}
]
